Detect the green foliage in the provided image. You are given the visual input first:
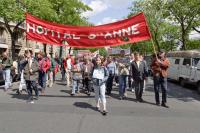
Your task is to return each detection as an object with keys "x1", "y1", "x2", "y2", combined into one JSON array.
[
  {"x1": 48, "y1": 0, "x2": 91, "y2": 25},
  {"x1": 187, "y1": 40, "x2": 200, "y2": 50},
  {"x1": 0, "y1": 0, "x2": 91, "y2": 59},
  {"x1": 130, "y1": 41, "x2": 153, "y2": 55},
  {"x1": 164, "y1": 0, "x2": 200, "y2": 50},
  {"x1": 128, "y1": 0, "x2": 200, "y2": 53}
]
